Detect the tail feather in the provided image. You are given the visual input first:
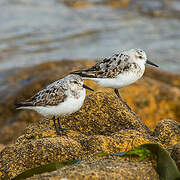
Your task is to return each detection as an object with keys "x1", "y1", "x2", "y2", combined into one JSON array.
[{"x1": 14, "y1": 101, "x2": 33, "y2": 109}]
